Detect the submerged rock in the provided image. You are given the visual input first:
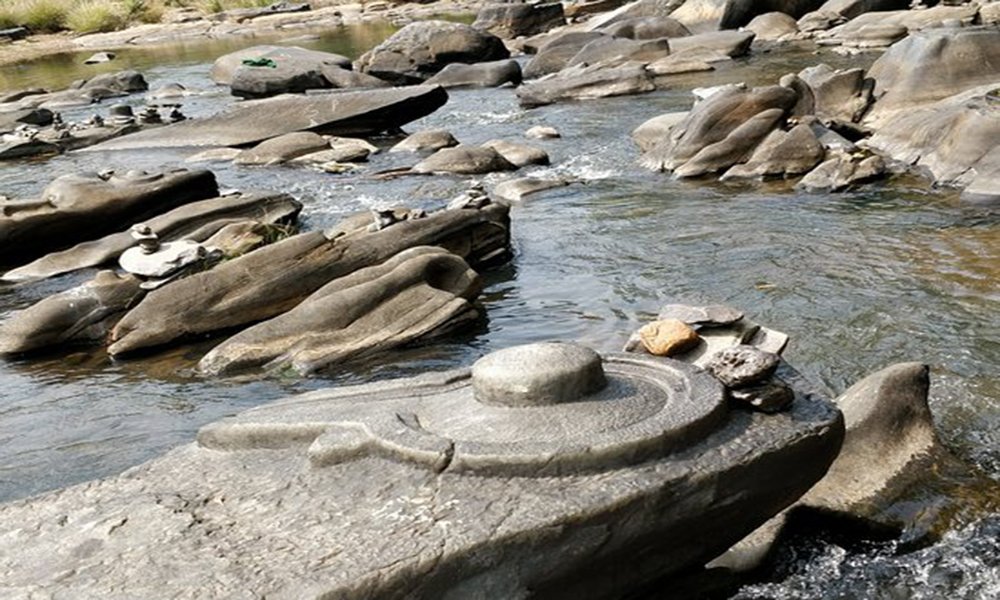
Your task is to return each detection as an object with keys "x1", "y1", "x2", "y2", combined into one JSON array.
[
  {"x1": 0, "y1": 340, "x2": 844, "y2": 597},
  {"x1": 0, "y1": 169, "x2": 218, "y2": 267},
  {"x1": 107, "y1": 202, "x2": 511, "y2": 356},
  {"x1": 481, "y1": 139, "x2": 550, "y2": 168},
  {"x1": 90, "y1": 86, "x2": 449, "y2": 150},
  {"x1": 797, "y1": 152, "x2": 886, "y2": 192},
  {"x1": 425, "y1": 60, "x2": 523, "y2": 88},
  {"x1": 199, "y1": 246, "x2": 482, "y2": 375},
  {"x1": 390, "y1": 129, "x2": 459, "y2": 153},
  {"x1": 492, "y1": 177, "x2": 570, "y2": 202},
  {"x1": 412, "y1": 145, "x2": 518, "y2": 175},
  {"x1": 0, "y1": 271, "x2": 143, "y2": 355}
]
